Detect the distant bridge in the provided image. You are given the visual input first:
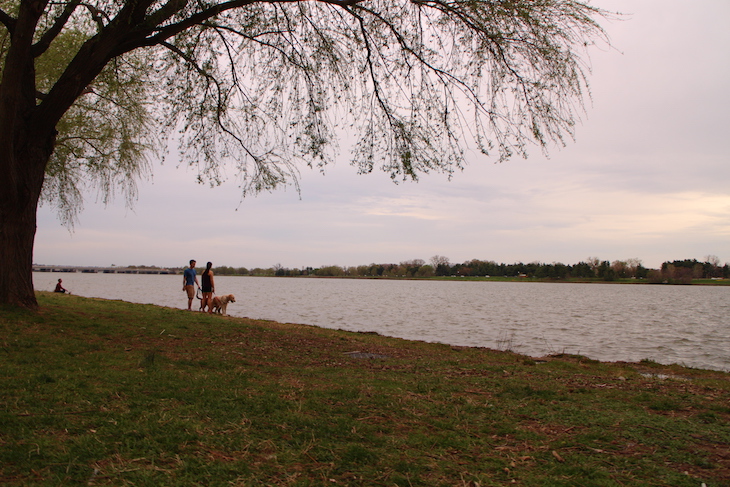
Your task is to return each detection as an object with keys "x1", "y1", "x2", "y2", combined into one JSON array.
[{"x1": 33, "y1": 265, "x2": 178, "y2": 275}]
